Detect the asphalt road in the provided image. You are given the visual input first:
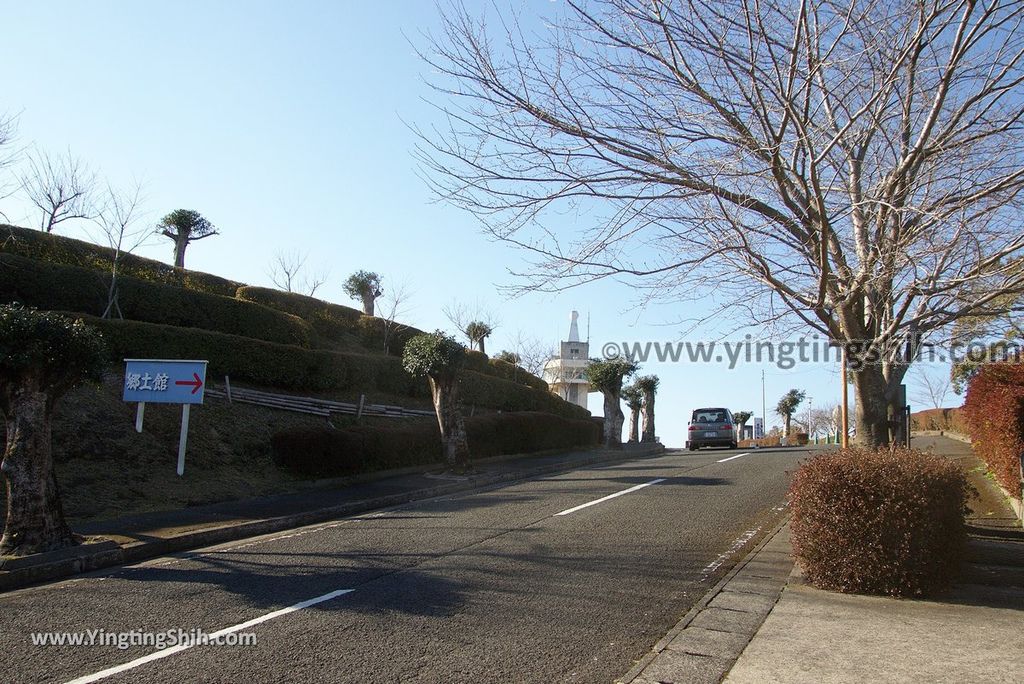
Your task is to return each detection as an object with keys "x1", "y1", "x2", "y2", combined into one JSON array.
[{"x1": 1, "y1": 445, "x2": 818, "y2": 683}]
